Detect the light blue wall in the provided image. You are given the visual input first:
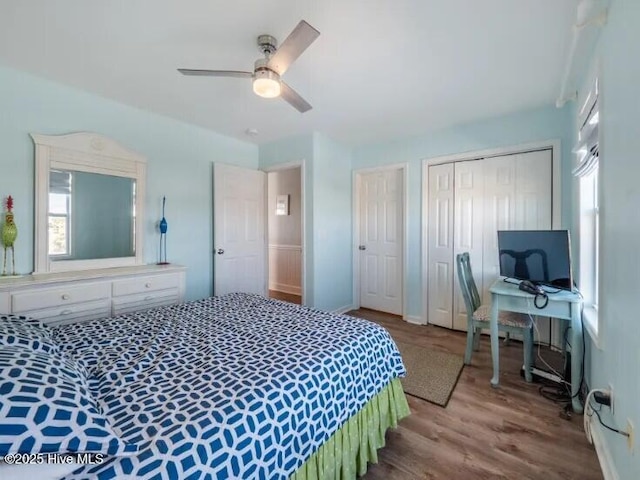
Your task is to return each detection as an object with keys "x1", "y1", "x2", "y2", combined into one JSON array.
[
  {"x1": 311, "y1": 133, "x2": 353, "y2": 311},
  {"x1": 352, "y1": 105, "x2": 574, "y2": 318},
  {"x1": 0, "y1": 65, "x2": 258, "y2": 300},
  {"x1": 576, "y1": 0, "x2": 640, "y2": 477}
]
